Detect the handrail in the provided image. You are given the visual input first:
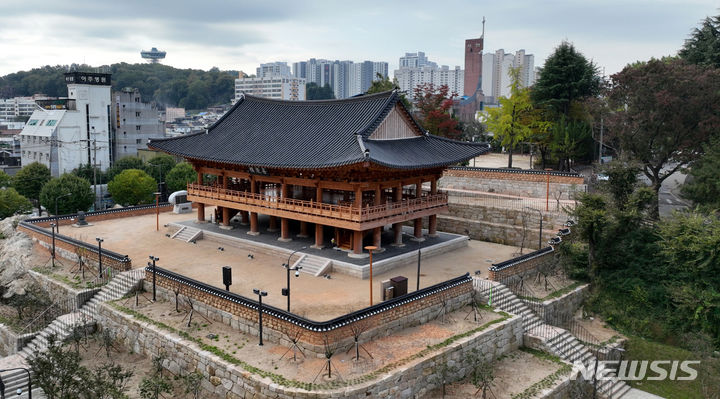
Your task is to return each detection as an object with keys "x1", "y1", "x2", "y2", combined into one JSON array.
[
  {"x1": 147, "y1": 265, "x2": 471, "y2": 332},
  {"x1": 187, "y1": 183, "x2": 448, "y2": 222},
  {"x1": 18, "y1": 221, "x2": 131, "y2": 263}
]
